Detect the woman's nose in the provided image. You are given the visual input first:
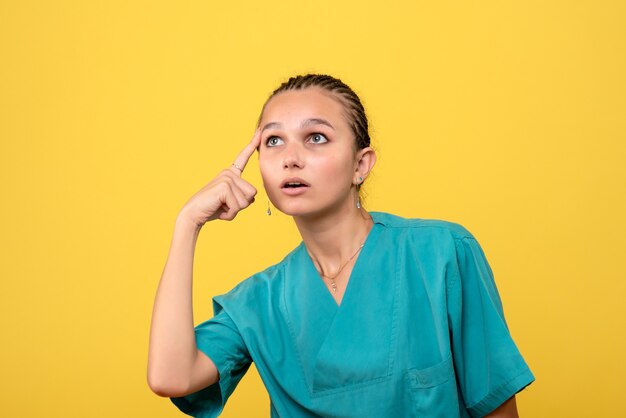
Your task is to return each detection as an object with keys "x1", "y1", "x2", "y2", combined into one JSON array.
[{"x1": 282, "y1": 144, "x2": 303, "y2": 169}]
